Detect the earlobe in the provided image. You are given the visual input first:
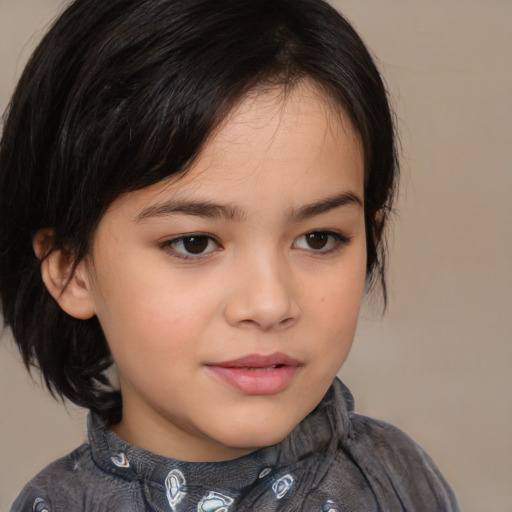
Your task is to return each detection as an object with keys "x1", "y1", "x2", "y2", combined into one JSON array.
[{"x1": 33, "y1": 229, "x2": 96, "y2": 320}]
